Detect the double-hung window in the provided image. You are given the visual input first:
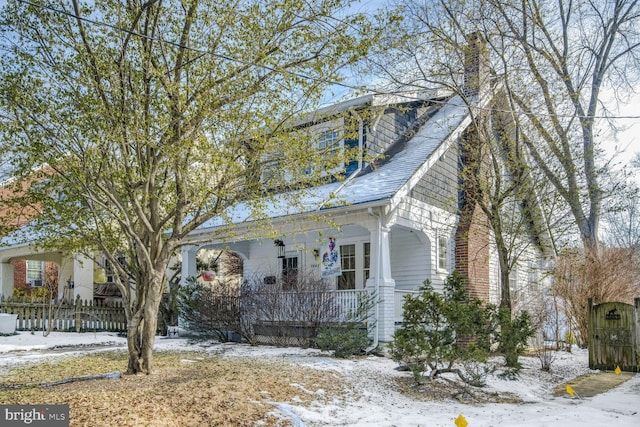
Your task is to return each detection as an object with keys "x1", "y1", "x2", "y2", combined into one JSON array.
[
  {"x1": 26, "y1": 260, "x2": 44, "y2": 287},
  {"x1": 318, "y1": 130, "x2": 340, "y2": 158},
  {"x1": 337, "y1": 242, "x2": 370, "y2": 290},
  {"x1": 303, "y1": 119, "x2": 345, "y2": 176},
  {"x1": 364, "y1": 242, "x2": 370, "y2": 282},
  {"x1": 282, "y1": 255, "x2": 299, "y2": 291},
  {"x1": 338, "y1": 244, "x2": 356, "y2": 290}
]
